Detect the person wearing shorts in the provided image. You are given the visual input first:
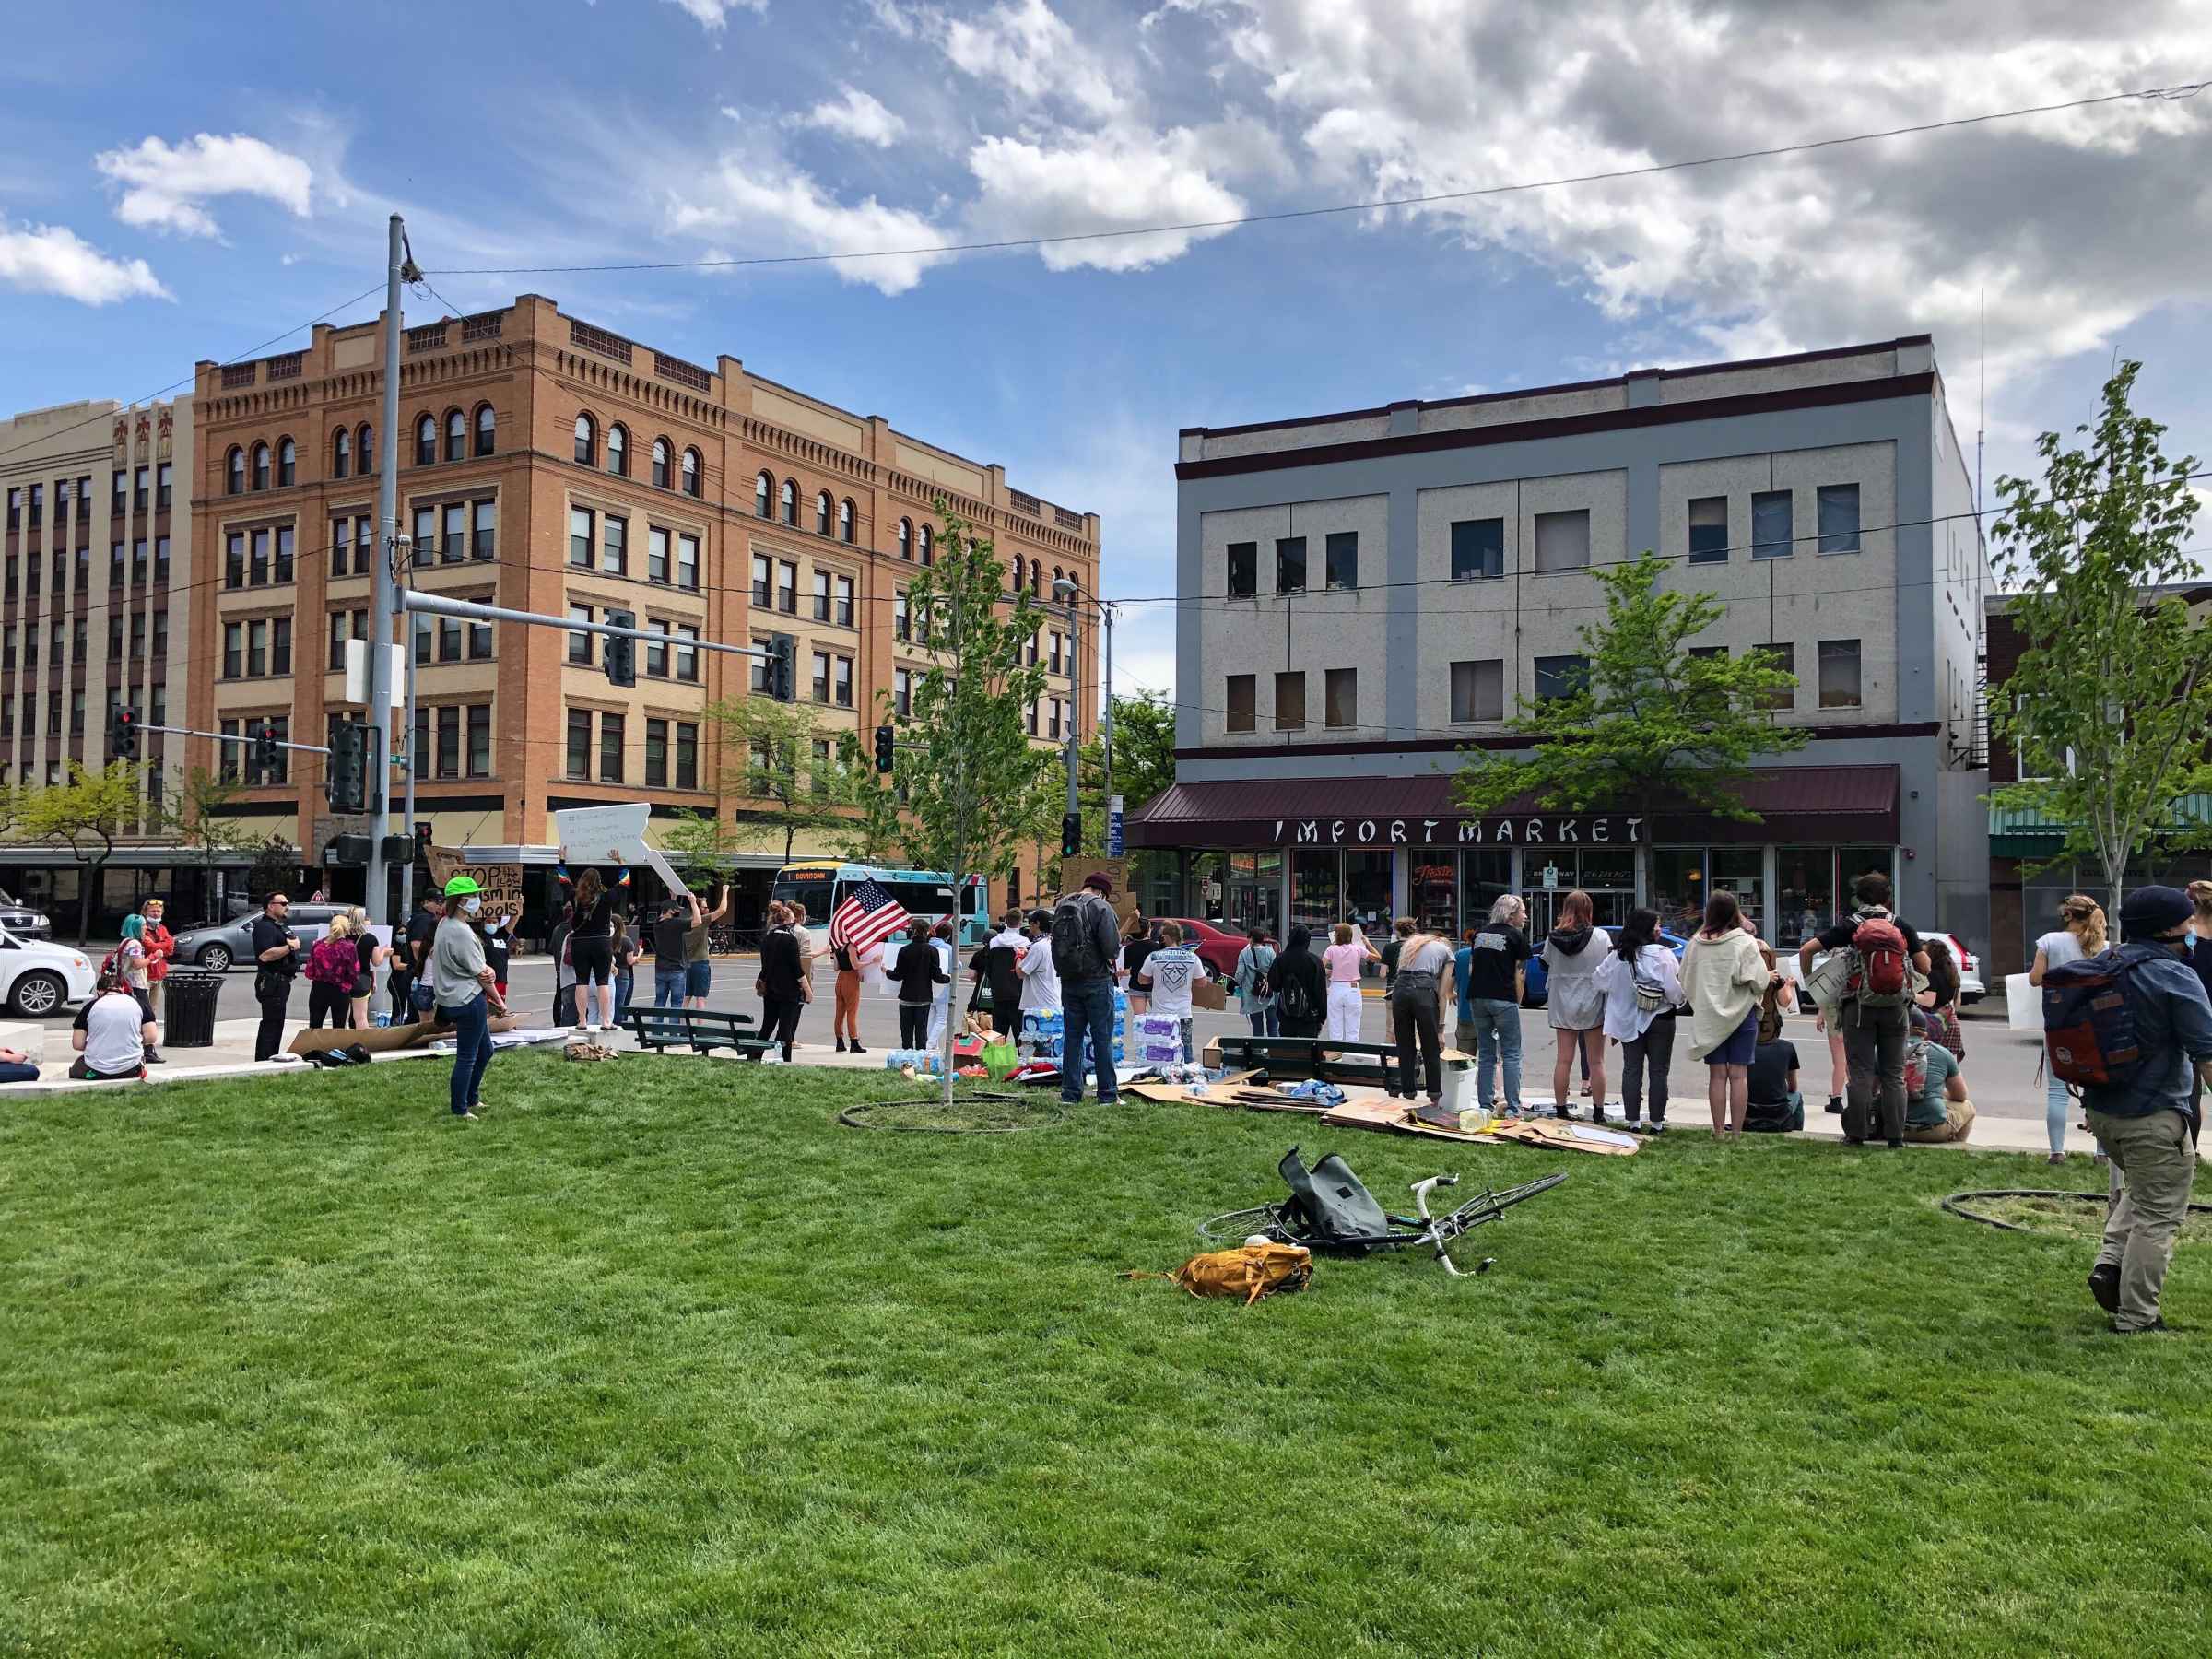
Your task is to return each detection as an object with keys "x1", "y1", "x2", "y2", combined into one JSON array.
[
  {"x1": 560, "y1": 853, "x2": 628, "y2": 1032},
  {"x1": 1679, "y1": 889, "x2": 1775, "y2": 1139}
]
